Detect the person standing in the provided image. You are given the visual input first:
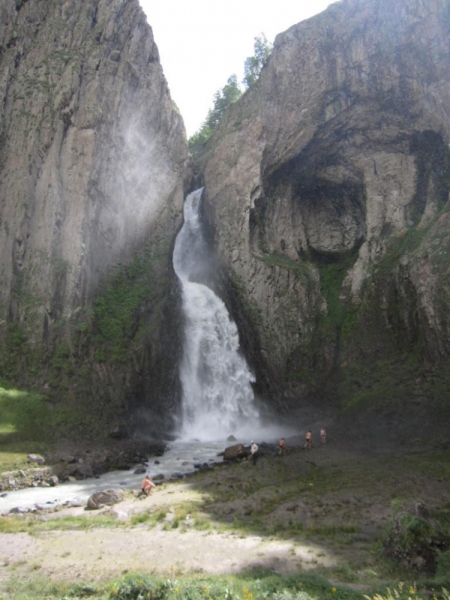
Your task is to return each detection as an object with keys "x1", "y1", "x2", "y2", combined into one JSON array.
[
  {"x1": 320, "y1": 427, "x2": 327, "y2": 444},
  {"x1": 303, "y1": 430, "x2": 313, "y2": 450},
  {"x1": 278, "y1": 437, "x2": 286, "y2": 456},
  {"x1": 250, "y1": 441, "x2": 259, "y2": 465}
]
